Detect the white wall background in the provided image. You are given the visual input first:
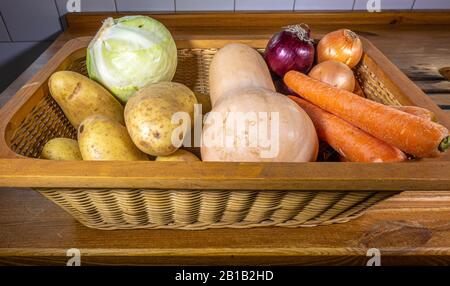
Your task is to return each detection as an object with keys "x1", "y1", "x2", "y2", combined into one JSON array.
[{"x1": 1, "y1": 0, "x2": 449, "y2": 92}]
